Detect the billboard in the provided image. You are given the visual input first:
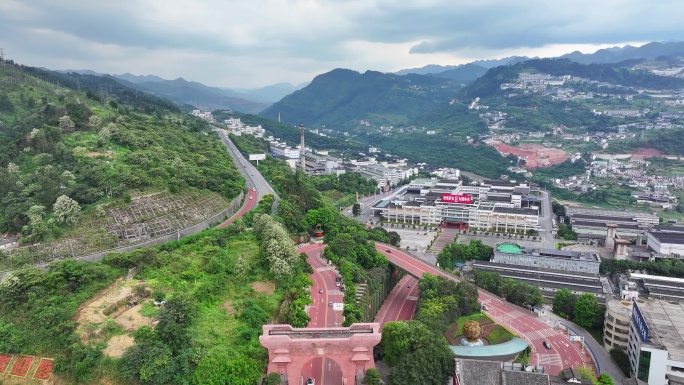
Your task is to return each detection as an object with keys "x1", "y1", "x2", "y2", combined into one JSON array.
[
  {"x1": 632, "y1": 302, "x2": 649, "y2": 342},
  {"x1": 441, "y1": 194, "x2": 473, "y2": 204},
  {"x1": 249, "y1": 153, "x2": 266, "y2": 161}
]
